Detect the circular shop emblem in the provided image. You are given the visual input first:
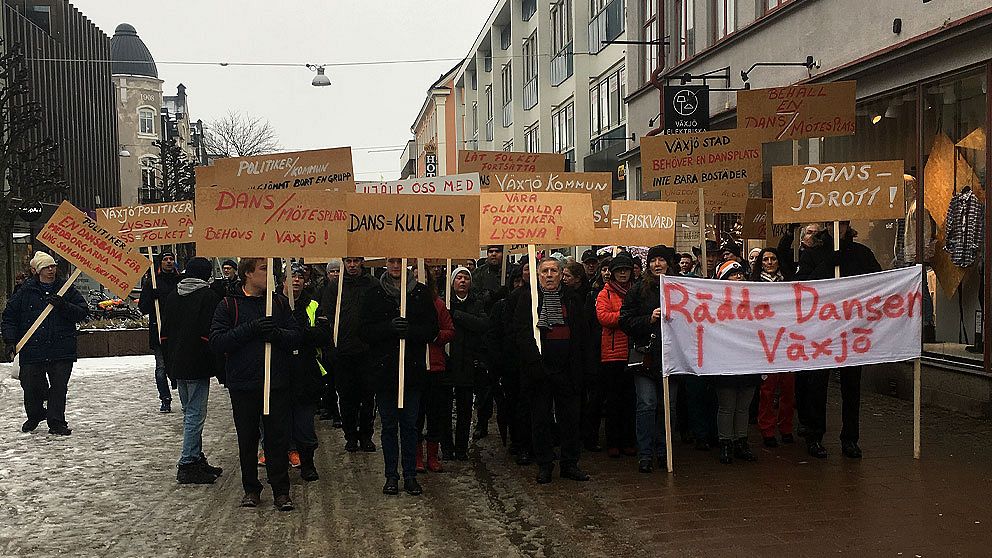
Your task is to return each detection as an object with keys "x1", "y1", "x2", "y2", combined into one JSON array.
[{"x1": 672, "y1": 89, "x2": 699, "y2": 117}]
